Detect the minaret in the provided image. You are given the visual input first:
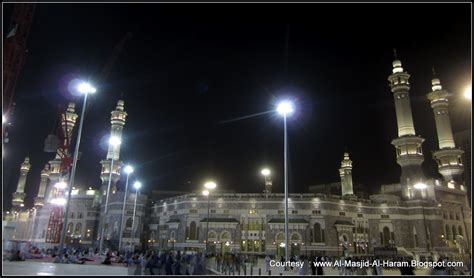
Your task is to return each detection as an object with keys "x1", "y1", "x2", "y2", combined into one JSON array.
[
  {"x1": 427, "y1": 71, "x2": 464, "y2": 184},
  {"x1": 12, "y1": 157, "x2": 31, "y2": 209},
  {"x1": 339, "y1": 152, "x2": 354, "y2": 196},
  {"x1": 34, "y1": 164, "x2": 50, "y2": 208},
  {"x1": 45, "y1": 103, "x2": 78, "y2": 203},
  {"x1": 388, "y1": 51, "x2": 425, "y2": 198},
  {"x1": 100, "y1": 100, "x2": 127, "y2": 196}
]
